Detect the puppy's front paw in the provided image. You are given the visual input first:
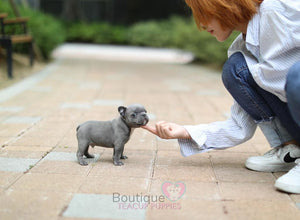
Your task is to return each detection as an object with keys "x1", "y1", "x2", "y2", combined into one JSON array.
[
  {"x1": 78, "y1": 159, "x2": 88, "y2": 166},
  {"x1": 114, "y1": 161, "x2": 124, "y2": 166},
  {"x1": 120, "y1": 155, "x2": 128, "y2": 160}
]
